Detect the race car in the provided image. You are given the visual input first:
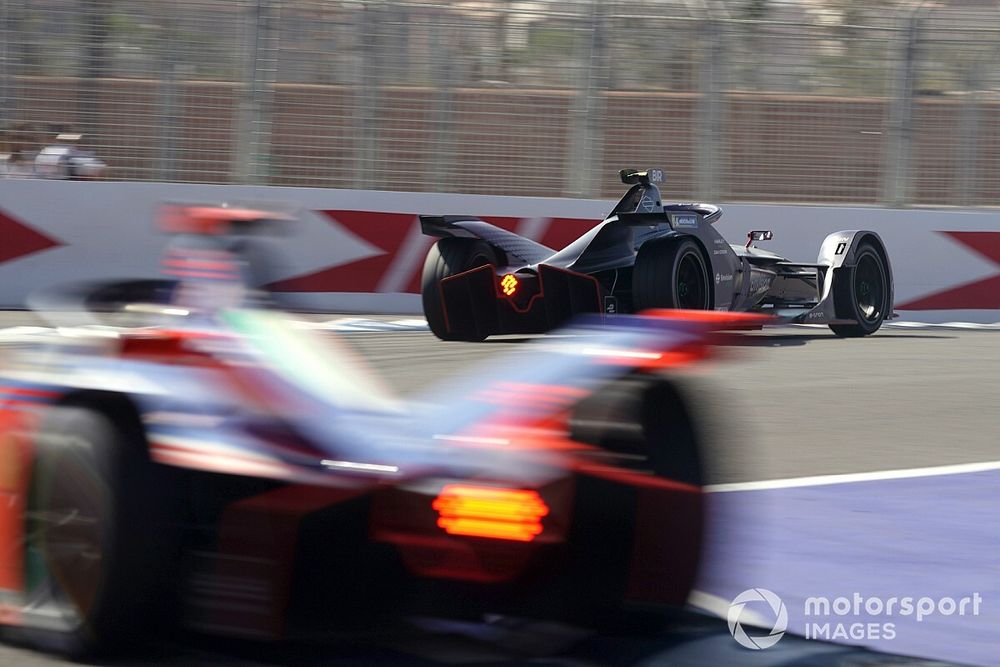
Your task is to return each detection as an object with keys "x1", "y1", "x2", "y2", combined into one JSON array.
[
  {"x1": 420, "y1": 168, "x2": 894, "y2": 341},
  {"x1": 0, "y1": 205, "x2": 735, "y2": 656}
]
